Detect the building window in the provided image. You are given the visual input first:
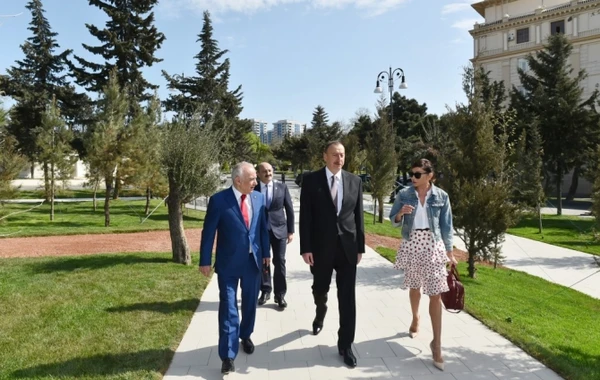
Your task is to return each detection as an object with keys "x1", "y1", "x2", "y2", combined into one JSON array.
[
  {"x1": 517, "y1": 58, "x2": 530, "y2": 73},
  {"x1": 551, "y1": 20, "x2": 565, "y2": 35},
  {"x1": 516, "y1": 27, "x2": 529, "y2": 43}
]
